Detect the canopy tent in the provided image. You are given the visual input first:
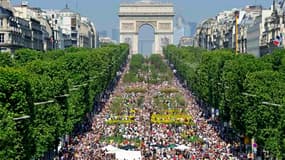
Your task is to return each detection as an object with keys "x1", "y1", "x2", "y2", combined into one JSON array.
[
  {"x1": 115, "y1": 150, "x2": 142, "y2": 160},
  {"x1": 175, "y1": 144, "x2": 190, "y2": 151},
  {"x1": 103, "y1": 145, "x2": 141, "y2": 160},
  {"x1": 119, "y1": 144, "x2": 137, "y2": 150},
  {"x1": 168, "y1": 144, "x2": 177, "y2": 149},
  {"x1": 102, "y1": 145, "x2": 123, "y2": 152}
]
